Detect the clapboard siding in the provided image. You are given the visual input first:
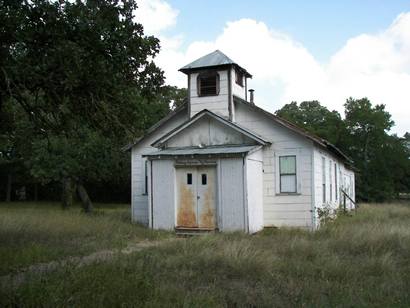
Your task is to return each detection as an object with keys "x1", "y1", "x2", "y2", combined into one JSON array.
[
  {"x1": 190, "y1": 70, "x2": 230, "y2": 118},
  {"x1": 235, "y1": 101, "x2": 314, "y2": 228},
  {"x1": 246, "y1": 148, "x2": 264, "y2": 233},
  {"x1": 151, "y1": 159, "x2": 175, "y2": 230},
  {"x1": 231, "y1": 67, "x2": 246, "y2": 100},
  {"x1": 312, "y1": 146, "x2": 356, "y2": 227},
  {"x1": 218, "y1": 158, "x2": 246, "y2": 231},
  {"x1": 131, "y1": 110, "x2": 188, "y2": 225},
  {"x1": 165, "y1": 116, "x2": 255, "y2": 148}
]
